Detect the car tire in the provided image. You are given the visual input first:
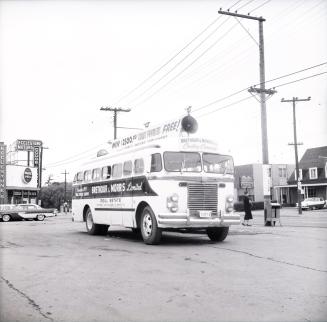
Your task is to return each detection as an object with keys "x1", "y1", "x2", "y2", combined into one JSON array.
[
  {"x1": 206, "y1": 227, "x2": 229, "y2": 242},
  {"x1": 140, "y1": 206, "x2": 162, "y2": 245},
  {"x1": 85, "y1": 208, "x2": 109, "y2": 235},
  {"x1": 36, "y1": 215, "x2": 45, "y2": 221},
  {"x1": 2, "y1": 214, "x2": 11, "y2": 222}
]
